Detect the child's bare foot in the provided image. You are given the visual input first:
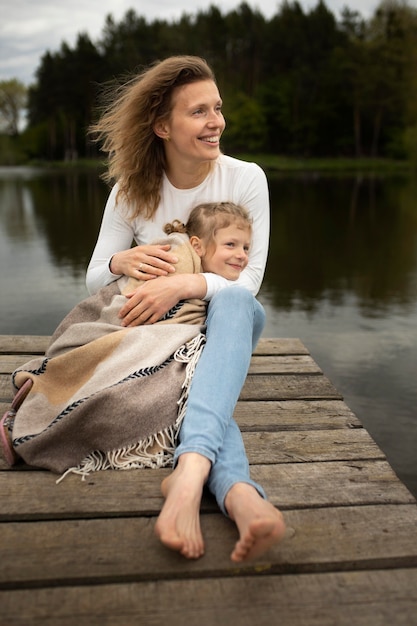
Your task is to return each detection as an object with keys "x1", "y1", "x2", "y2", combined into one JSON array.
[
  {"x1": 154, "y1": 453, "x2": 210, "y2": 559},
  {"x1": 225, "y1": 482, "x2": 286, "y2": 562}
]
